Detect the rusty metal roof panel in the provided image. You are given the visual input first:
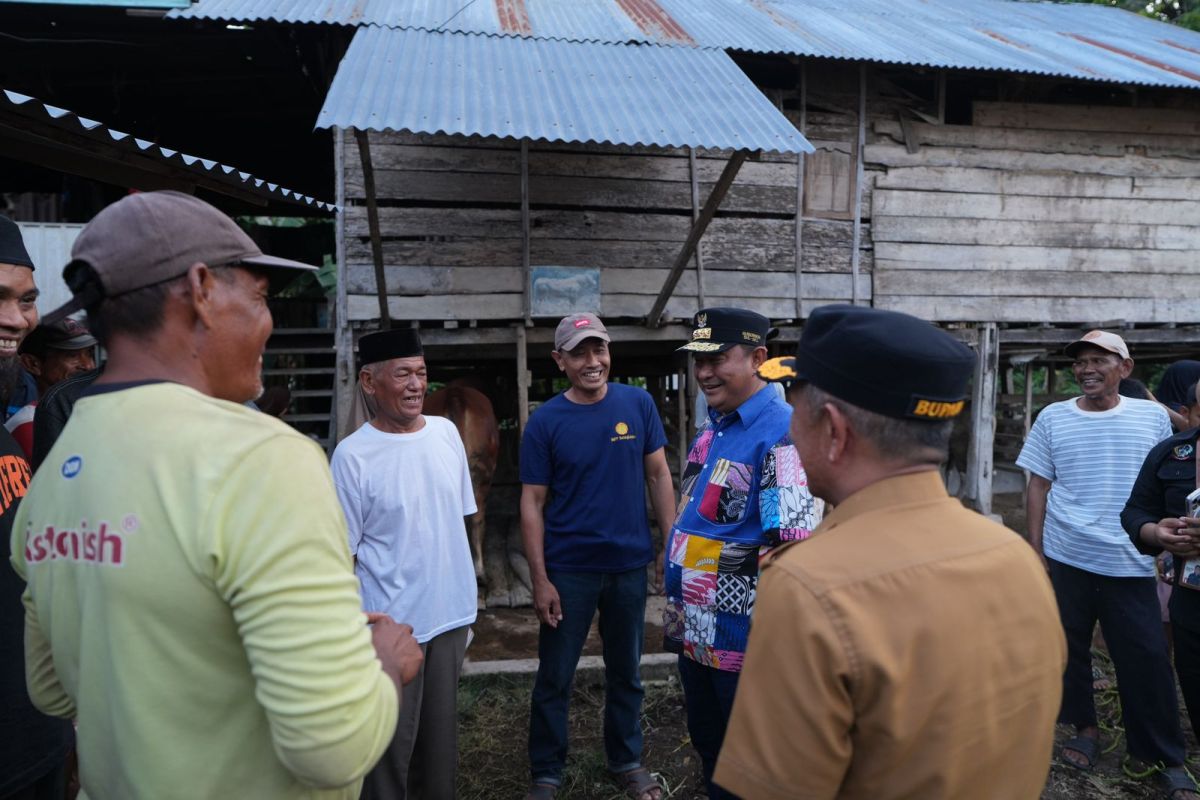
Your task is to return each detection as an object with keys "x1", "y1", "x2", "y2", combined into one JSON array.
[
  {"x1": 171, "y1": 0, "x2": 1200, "y2": 88},
  {"x1": 168, "y1": 0, "x2": 412, "y2": 26},
  {"x1": 315, "y1": 25, "x2": 813, "y2": 153},
  {"x1": 658, "y1": 0, "x2": 1200, "y2": 86}
]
